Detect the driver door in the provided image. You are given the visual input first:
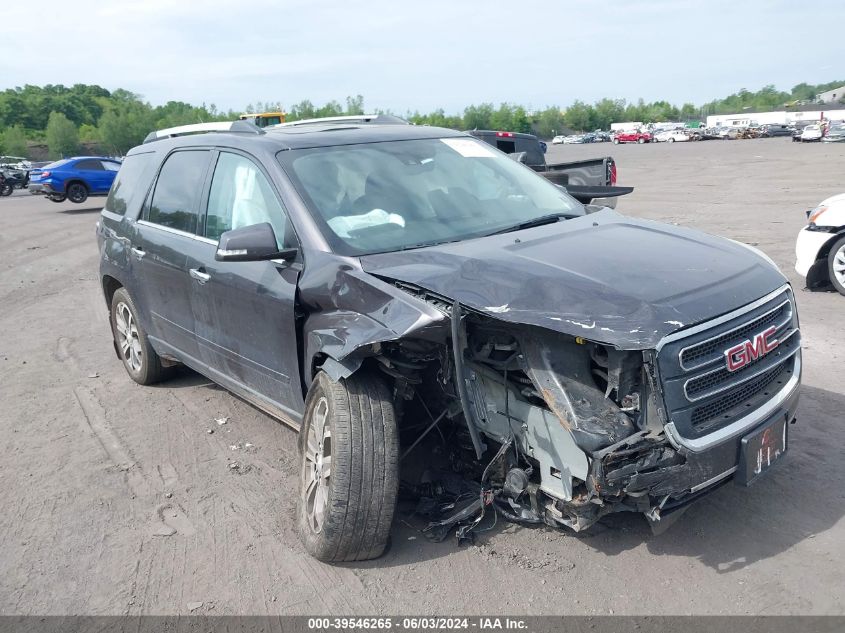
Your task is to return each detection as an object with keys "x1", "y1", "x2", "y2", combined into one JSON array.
[{"x1": 186, "y1": 150, "x2": 304, "y2": 419}]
